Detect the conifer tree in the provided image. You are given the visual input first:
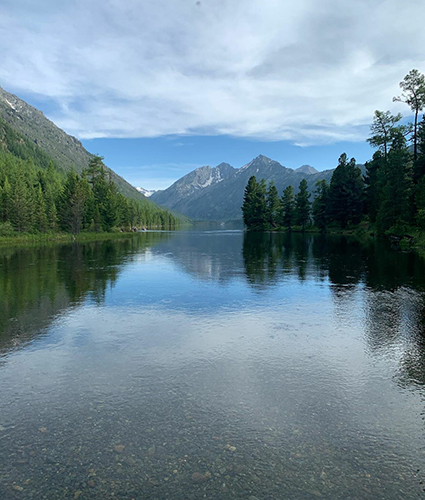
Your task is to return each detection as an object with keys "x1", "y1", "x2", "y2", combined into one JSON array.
[
  {"x1": 312, "y1": 180, "x2": 329, "y2": 231},
  {"x1": 295, "y1": 179, "x2": 311, "y2": 230},
  {"x1": 364, "y1": 151, "x2": 386, "y2": 223},
  {"x1": 266, "y1": 181, "x2": 280, "y2": 228},
  {"x1": 376, "y1": 133, "x2": 413, "y2": 233},
  {"x1": 367, "y1": 110, "x2": 406, "y2": 159},
  {"x1": 33, "y1": 184, "x2": 48, "y2": 232},
  {"x1": 393, "y1": 69, "x2": 425, "y2": 162},
  {"x1": 329, "y1": 154, "x2": 364, "y2": 228},
  {"x1": 280, "y1": 185, "x2": 295, "y2": 231}
]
